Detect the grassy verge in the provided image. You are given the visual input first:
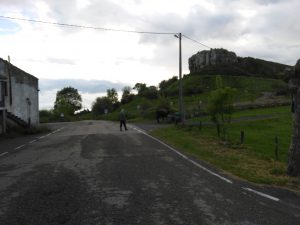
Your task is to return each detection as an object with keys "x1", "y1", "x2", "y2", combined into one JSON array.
[{"x1": 151, "y1": 106, "x2": 300, "y2": 192}]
